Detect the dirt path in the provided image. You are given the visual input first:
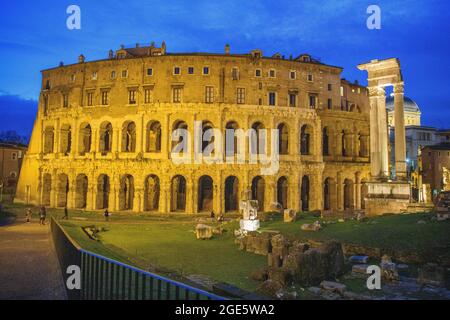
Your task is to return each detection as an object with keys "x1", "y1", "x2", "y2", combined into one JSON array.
[{"x1": 0, "y1": 216, "x2": 67, "y2": 300}]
